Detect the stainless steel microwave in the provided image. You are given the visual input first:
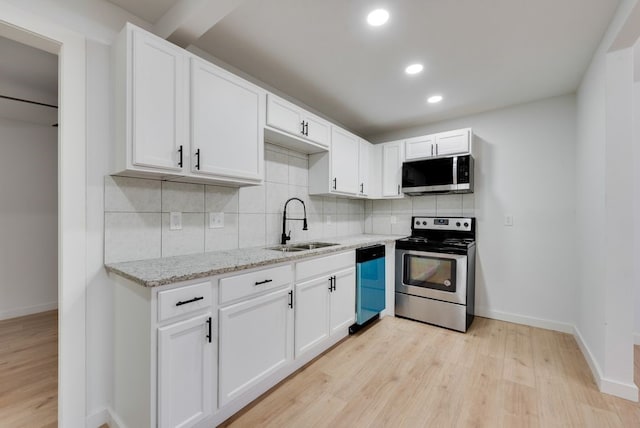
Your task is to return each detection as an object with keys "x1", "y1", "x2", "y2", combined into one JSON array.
[{"x1": 401, "y1": 154, "x2": 474, "y2": 195}]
